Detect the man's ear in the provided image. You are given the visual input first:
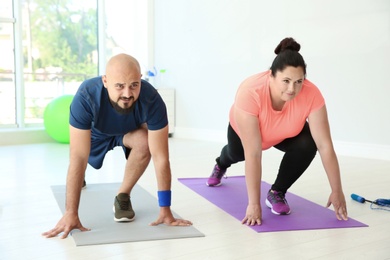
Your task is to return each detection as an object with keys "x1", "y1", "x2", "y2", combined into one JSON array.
[{"x1": 102, "y1": 75, "x2": 108, "y2": 88}]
